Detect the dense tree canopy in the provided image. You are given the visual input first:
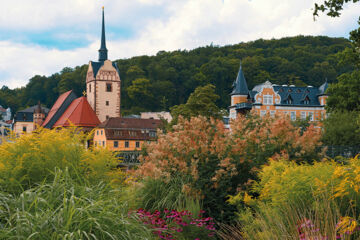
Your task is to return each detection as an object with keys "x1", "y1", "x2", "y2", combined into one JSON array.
[
  {"x1": 0, "y1": 36, "x2": 353, "y2": 116},
  {"x1": 170, "y1": 84, "x2": 221, "y2": 124}
]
